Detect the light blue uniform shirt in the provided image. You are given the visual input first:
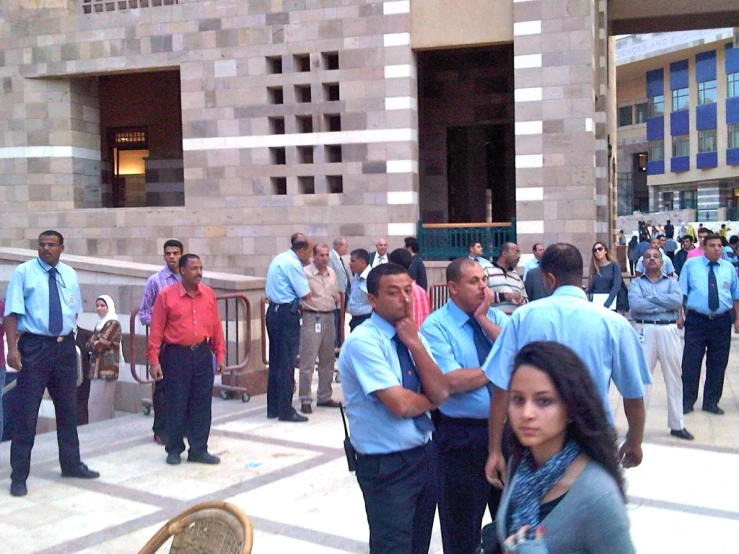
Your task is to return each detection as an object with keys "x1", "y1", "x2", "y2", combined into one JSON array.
[
  {"x1": 482, "y1": 285, "x2": 651, "y2": 423},
  {"x1": 347, "y1": 267, "x2": 372, "y2": 316},
  {"x1": 679, "y1": 255, "x2": 739, "y2": 315},
  {"x1": 265, "y1": 249, "x2": 310, "y2": 304},
  {"x1": 522, "y1": 258, "x2": 539, "y2": 281},
  {"x1": 421, "y1": 299, "x2": 509, "y2": 419},
  {"x1": 338, "y1": 312, "x2": 435, "y2": 454},
  {"x1": 4, "y1": 258, "x2": 82, "y2": 336}
]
